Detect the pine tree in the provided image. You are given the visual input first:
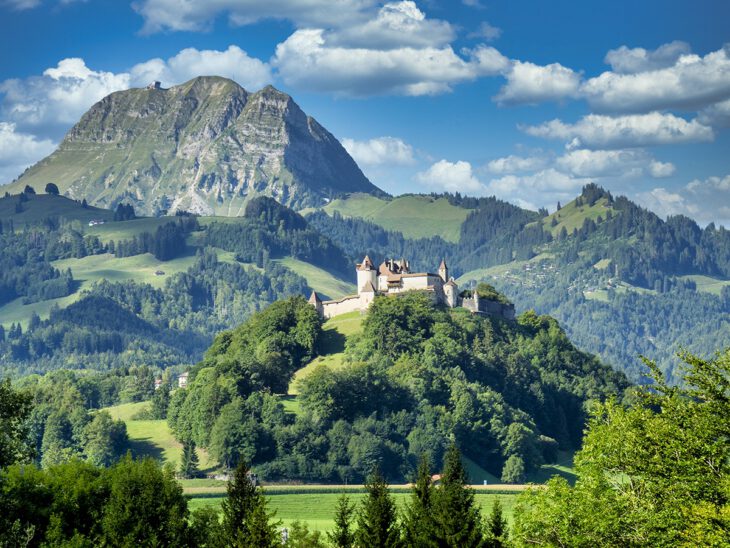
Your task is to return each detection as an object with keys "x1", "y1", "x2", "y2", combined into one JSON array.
[
  {"x1": 355, "y1": 468, "x2": 401, "y2": 548},
  {"x1": 179, "y1": 439, "x2": 200, "y2": 479},
  {"x1": 402, "y1": 456, "x2": 437, "y2": 547},
  {"x1": 485, "y1": 498, "x2": 508, "y2": 548},
  {"x1": 328, "y1": 494, "x2": 356, "y2": 548},
  {"x1": 431, "y1": 444, "x2": 484, "y2": 547},
  {"x1": 220, "y1": 461, "x2": 279, "y2": 548}
]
